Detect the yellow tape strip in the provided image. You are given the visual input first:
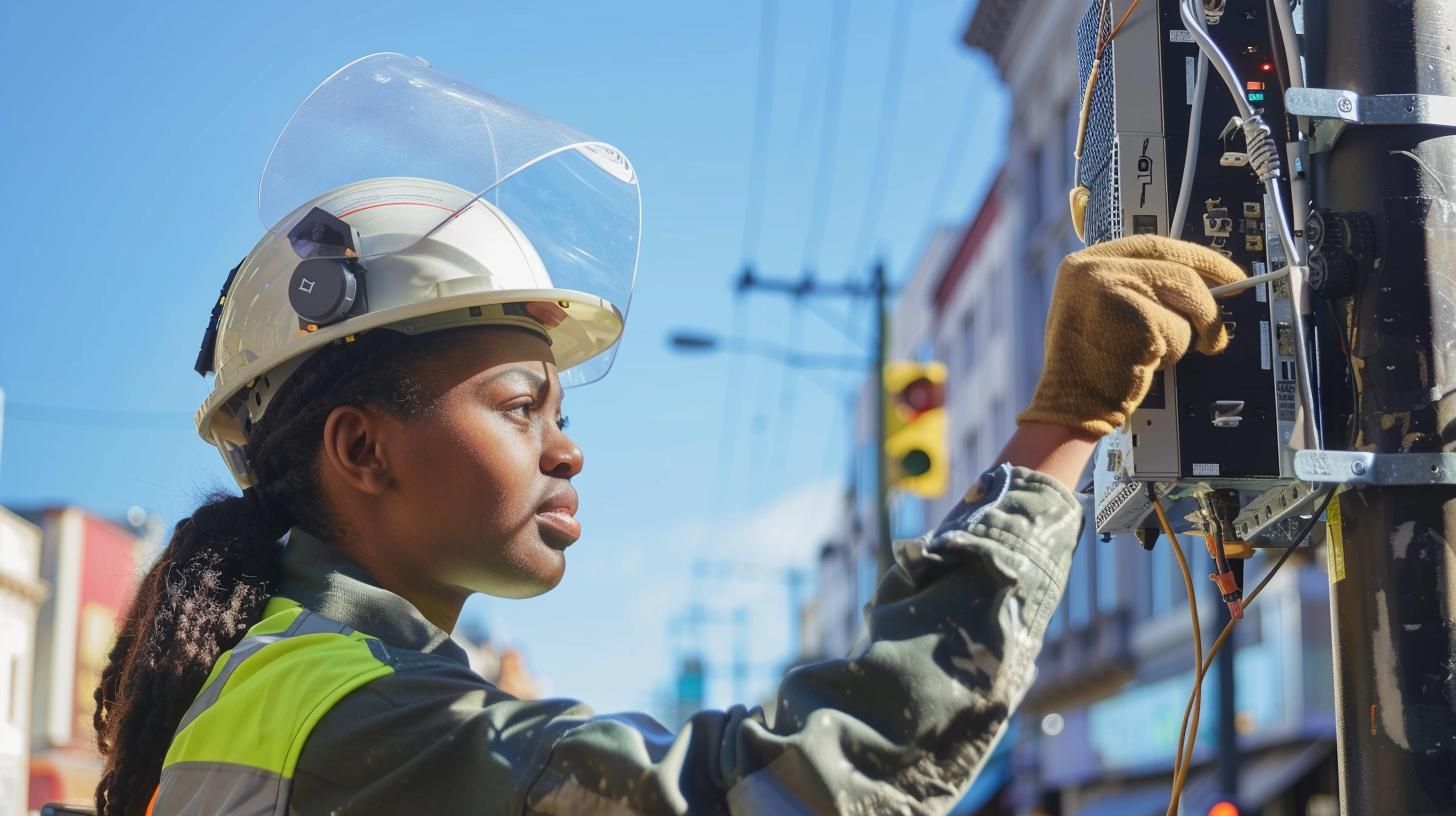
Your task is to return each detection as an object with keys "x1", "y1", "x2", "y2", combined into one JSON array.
[{"x1": 1327, "y1": 492, "x2": 1346, "y2": 584}]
